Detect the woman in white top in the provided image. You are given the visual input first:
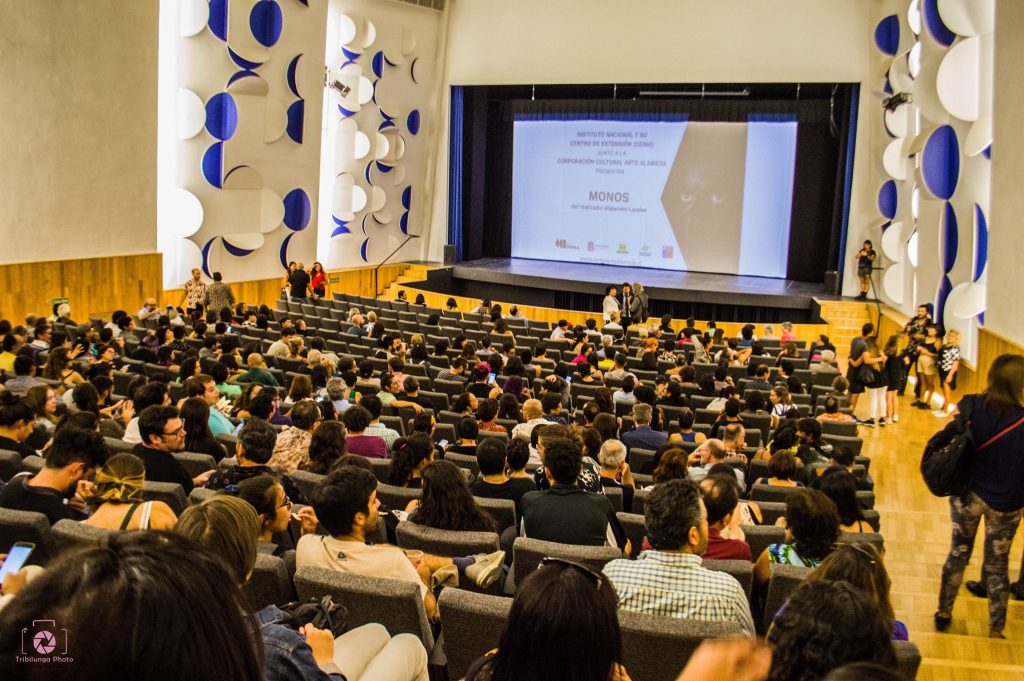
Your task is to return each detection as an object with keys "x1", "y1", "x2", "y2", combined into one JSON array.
[{"x1": 84, "y1": 453, "x2": 177, "y2": 531}]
